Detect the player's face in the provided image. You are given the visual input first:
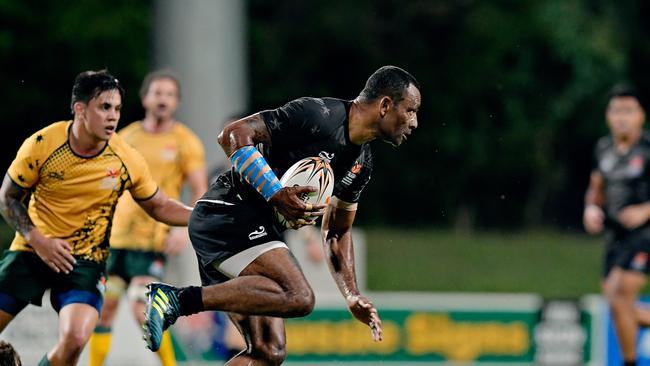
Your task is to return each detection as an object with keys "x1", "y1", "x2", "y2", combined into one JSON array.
[
  {"x1": 142, "y1": 78, "x2": 179, "y2": 120},
  {"x1": 78, "y1": 89, "x2": 122, "y2": 141},
  {"x1": 606, "y1": 96, "x2": 645, "y2": 139},
  {"x1": 381, "y1": 84, "x2": 421, "y2": 146}
]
